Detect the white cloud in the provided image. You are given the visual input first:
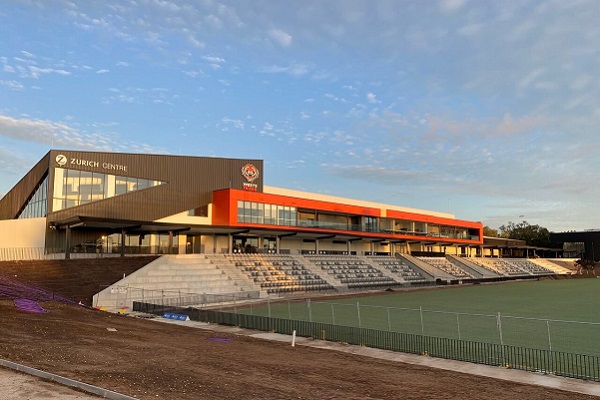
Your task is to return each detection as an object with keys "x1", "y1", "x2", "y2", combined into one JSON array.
[
  {"x1": 0, "y1": 114, "x2": 111, "y2": 150},
  {"x1": 202, "y1": 56, "x2": 226, "y2": 64},
  {"x1": 440, "y1": 0, "x2": 468, "y2": 13},
  {"x1": 0, "y1": 80, "x2": 24, "y2": 91},
  {"x1": 366, "y1": 92, "x2": 379, "y2": 104},
  {"x1": 268, "y1": 28, "x2": 293, "y2": 47},
  {"x1": 220, "y1": 117, "x2": 245, "y2": 130},
  {"x1": 0, "y1": 114, "x2": 166, "y2": 154},
  {"x1": 96, "y1": 69, "x2": 110, "y2": 74},
  {"x1": 261, "y1": 63, "x2": 309, "y2": 77},
  {"x1": 28, "y1": 66, "x2": 71, "y2": 79}
]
